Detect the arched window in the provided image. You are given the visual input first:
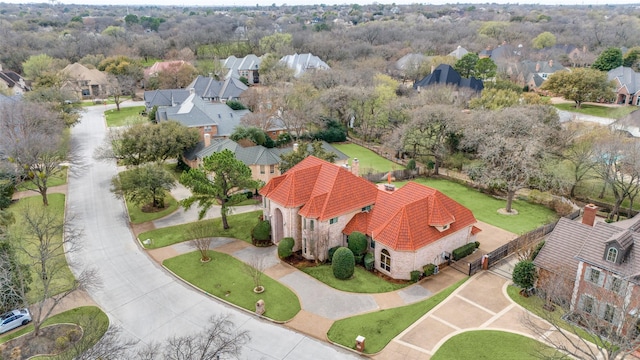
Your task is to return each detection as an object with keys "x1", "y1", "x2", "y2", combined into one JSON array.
[
  {"x1": 380, "y1": 249, "x2": 391, "y2": 272},
  {"x1": 606, "y1": 247, "x2": 618, "y2": 263}
]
